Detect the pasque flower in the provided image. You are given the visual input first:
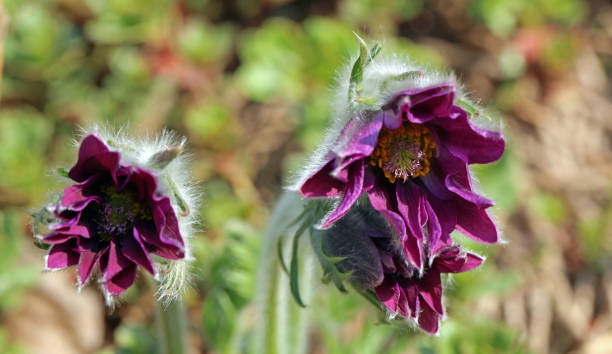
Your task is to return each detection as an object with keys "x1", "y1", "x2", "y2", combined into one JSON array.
[
  {"x1": 373, "y1": 237, "x2": 482, "y2": 334},
  {"x1": 313, "y1": 202, "x2": 483, "y2": 334},
  {"x1": 37, "y1": 129, "x2": 198, "y2": 301},
  {"x1": 294, "y1": 42, "x2": 505, "y2": 270}
]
